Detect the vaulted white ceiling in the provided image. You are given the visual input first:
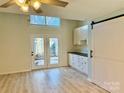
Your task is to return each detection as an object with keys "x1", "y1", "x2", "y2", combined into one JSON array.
[{"x1": 0, "y1": 0, "x2": 124, "y2": 20}]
